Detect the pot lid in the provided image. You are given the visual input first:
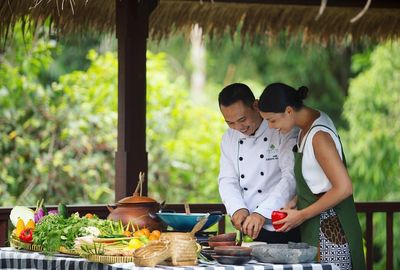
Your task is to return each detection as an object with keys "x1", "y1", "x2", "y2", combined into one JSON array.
[{"x1": 118, "y1": 192, "x2": 158, "y2": 204}]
